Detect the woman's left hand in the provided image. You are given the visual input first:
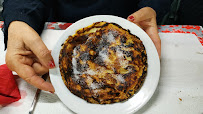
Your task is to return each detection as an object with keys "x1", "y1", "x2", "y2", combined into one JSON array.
[{"x1": 127, "y1": 7, "x2": 161, "y2": 58}]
